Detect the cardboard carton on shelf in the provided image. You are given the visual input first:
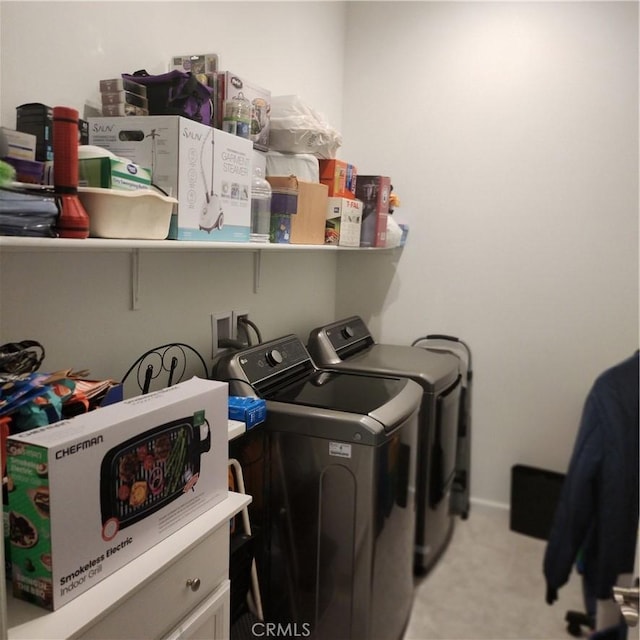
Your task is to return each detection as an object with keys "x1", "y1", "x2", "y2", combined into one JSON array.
[
  {"x1": 216, "y1": 71, "x2": 271, "y2": 151},
  {"x1": 325, "y1": 196, "x2": 363, "y2": 247},
  {"x1": 266, "y1": 176, "x2": 328, "y2": 245},
  {"x1": 355, "y1": 175, "x2": 391, "y2": 248},
  {"x1": 319, "y1": 159, "x2": 357, "y2": 199}
]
